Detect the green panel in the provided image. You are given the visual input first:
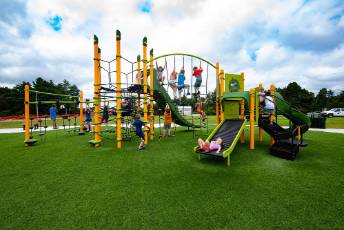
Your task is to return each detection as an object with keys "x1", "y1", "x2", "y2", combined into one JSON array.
[
  {"x1": 225, "y1": 74, "x2": 243, "y2": 94},
  {"x1": 223, "y1": 91, "x2": 249, "y2": 102},
  {"x1": 224, "y1": 101, "x2": 240, "y2": 120}
]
